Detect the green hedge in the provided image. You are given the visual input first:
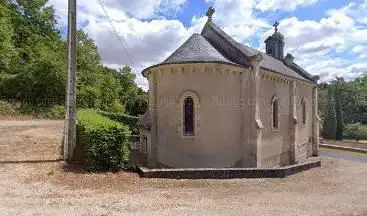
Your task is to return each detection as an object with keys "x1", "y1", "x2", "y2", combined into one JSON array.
[
  {"x1": 97, "y1": 110, "x2": 140, "y2": 135},
  {"x1": 77, "y1": 109, "x2": 131, "y2": 172},
  {"x1": 344, "y1": 123, "x2": 367, "y2": 141}
]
